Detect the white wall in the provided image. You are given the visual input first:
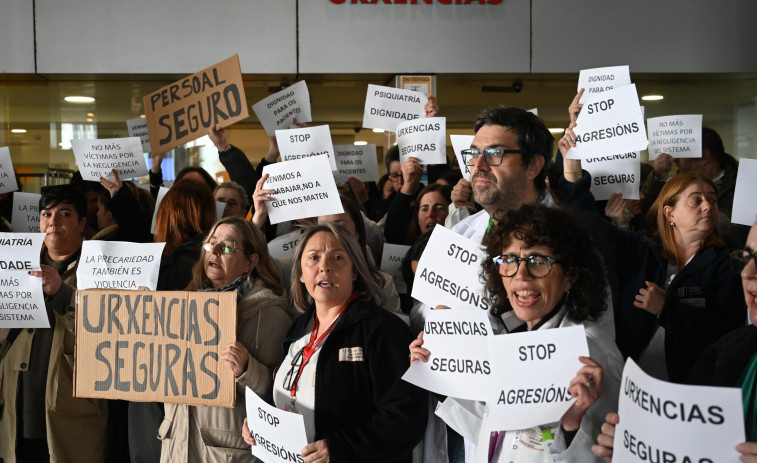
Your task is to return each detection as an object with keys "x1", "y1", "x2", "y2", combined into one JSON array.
[{"x1": 0, "y1": 0, "x2": 36, "y2": 73}]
